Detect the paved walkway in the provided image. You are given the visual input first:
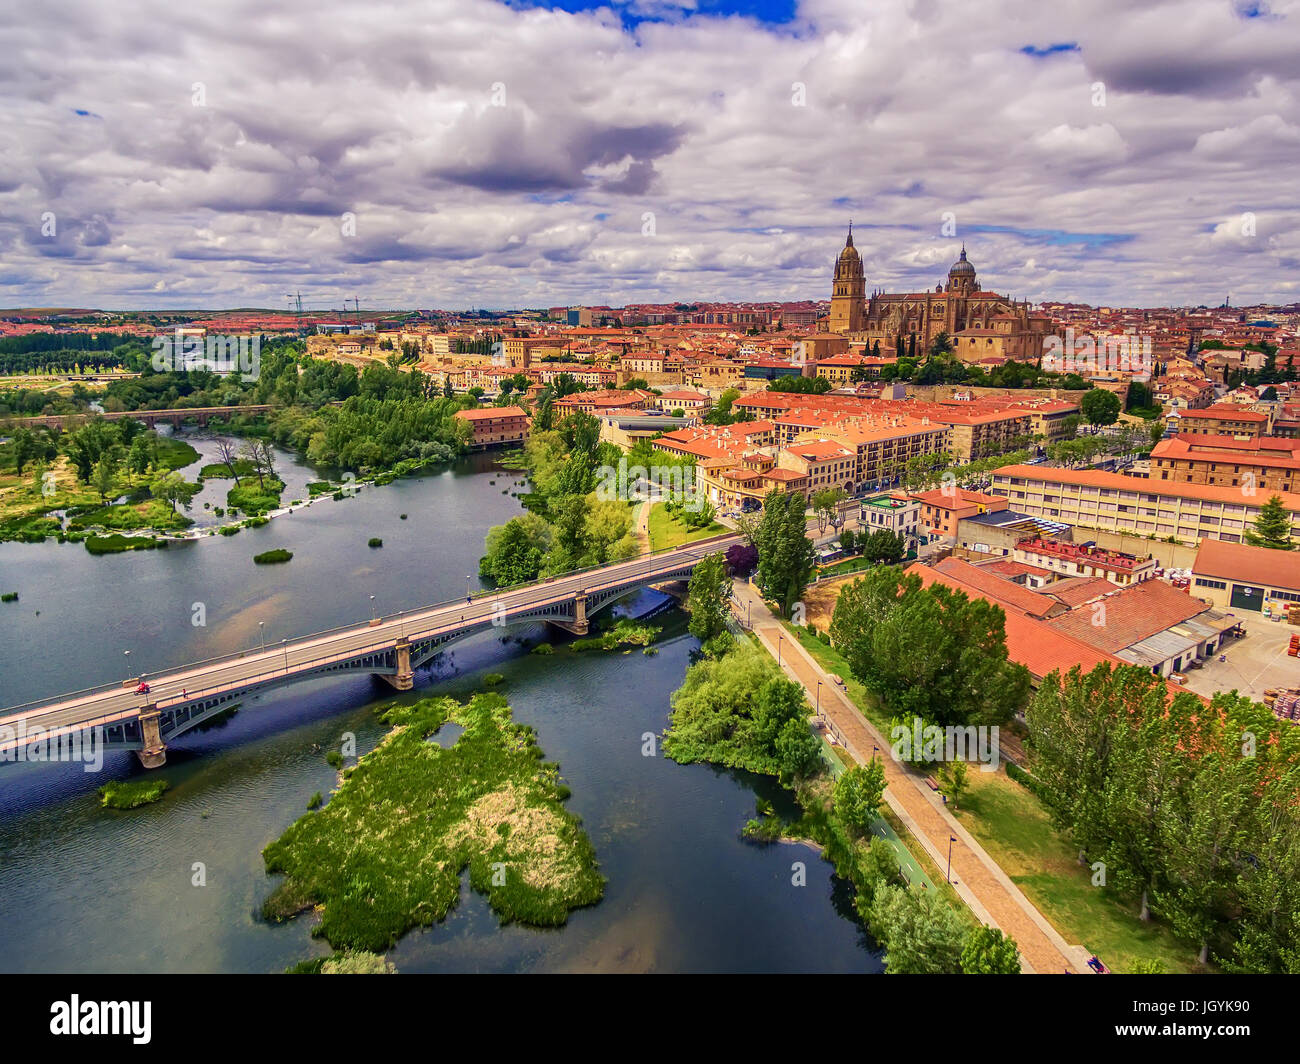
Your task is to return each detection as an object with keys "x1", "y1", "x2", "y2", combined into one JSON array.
[{"x1": 732, "y1": 580, "x2": 1093, "y2": 975}]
